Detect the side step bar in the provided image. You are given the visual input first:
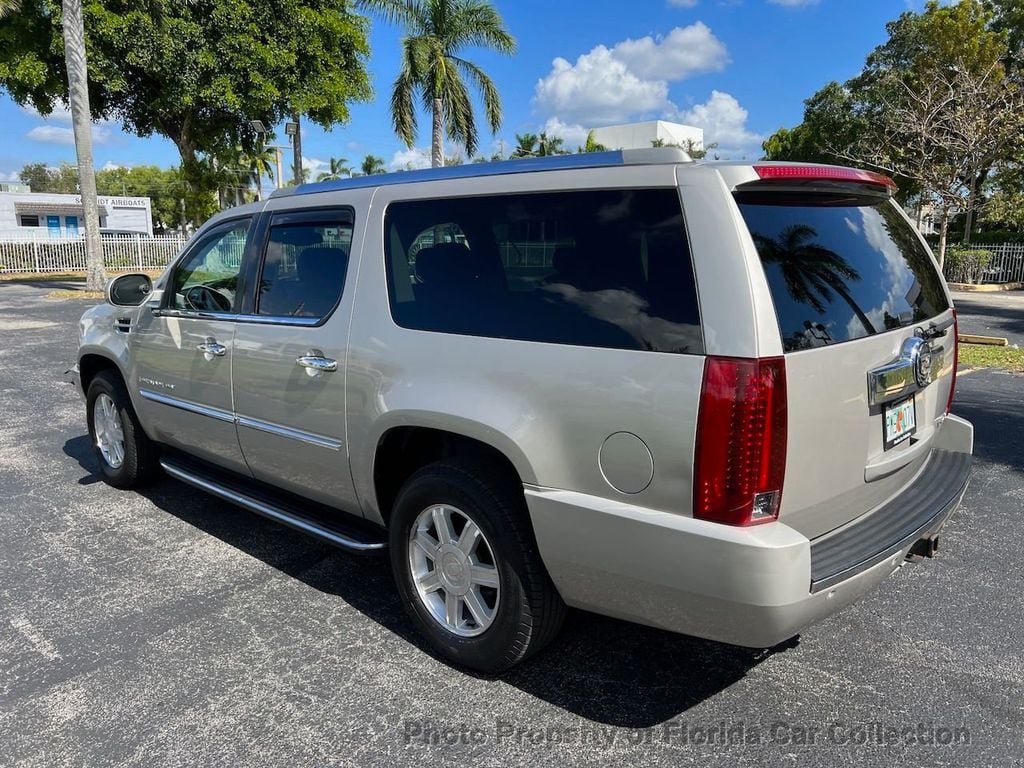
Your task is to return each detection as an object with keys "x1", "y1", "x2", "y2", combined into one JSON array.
[{"x1": 159, "y1": 457, "x2": 387, "y2": 553}]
